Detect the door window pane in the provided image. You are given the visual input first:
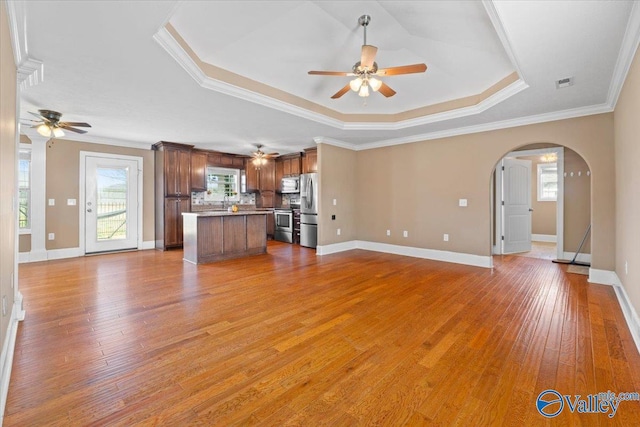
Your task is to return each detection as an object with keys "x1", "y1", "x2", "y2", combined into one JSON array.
[
  {"x1": 18, "y1": 149, "x2": 31, "y2": 230},
  {"x1": 537, "y1": 163, "x2": 558, "y2": 201},
  {"x1": 97, "y1": 167, "x2": 128, "y2": 240}
]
